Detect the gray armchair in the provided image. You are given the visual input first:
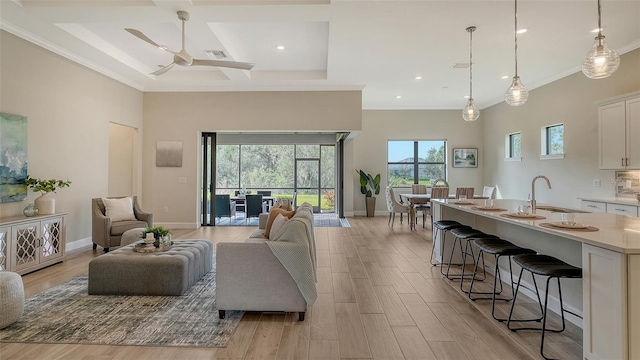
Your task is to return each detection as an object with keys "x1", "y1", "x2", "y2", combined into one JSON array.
[{"x1": 92, "y1": 196, "x2": 152, "y2": 252}]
